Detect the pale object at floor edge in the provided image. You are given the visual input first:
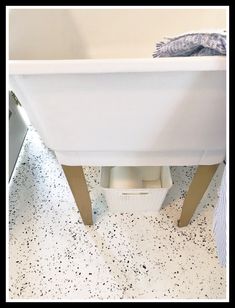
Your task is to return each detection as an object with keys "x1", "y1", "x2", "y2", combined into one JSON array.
[{"x1": 213, "y1": 166, "x2": 226, "y2": 267}]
